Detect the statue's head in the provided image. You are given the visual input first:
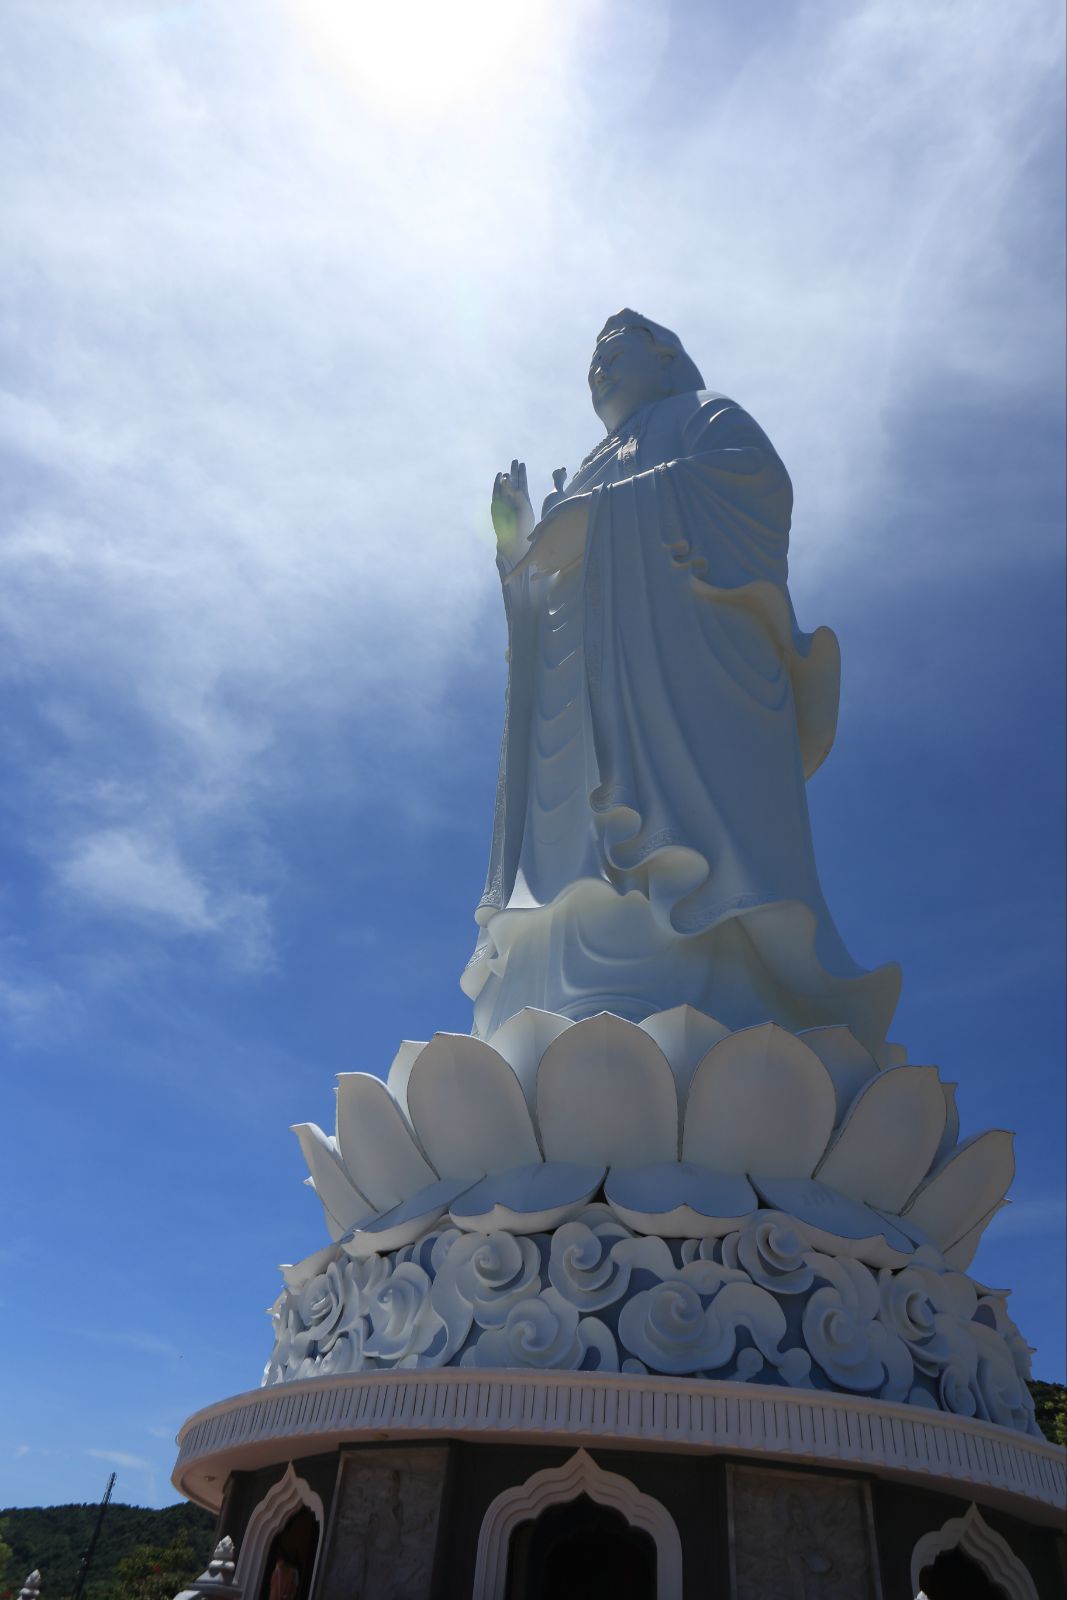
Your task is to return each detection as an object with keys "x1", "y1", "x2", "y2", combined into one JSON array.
[{"x1": 588, "y1": 310, "x2": 705, "y2": 432}]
